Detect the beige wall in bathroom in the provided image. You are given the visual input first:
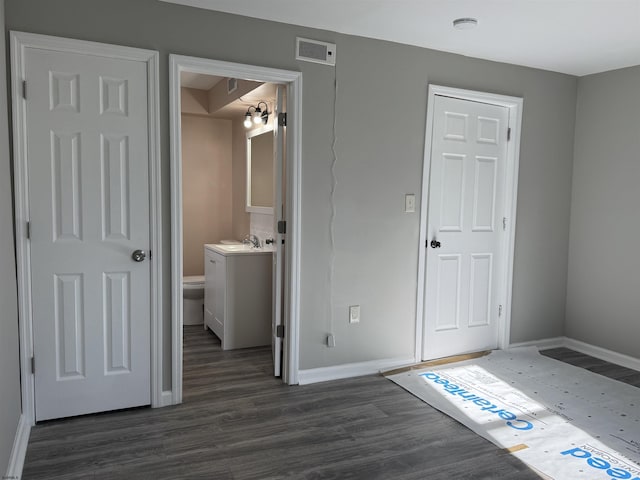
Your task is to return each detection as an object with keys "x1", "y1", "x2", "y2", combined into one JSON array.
[
  {"x1": 231, "y1": 117, "x2": 250, "y2": 241},
  {"x1": 181, "y1": 87, "x2": 209, "y2": 115},
  {"x1": 182, "y1": 114, "x2": 233, "y2": 276}
]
